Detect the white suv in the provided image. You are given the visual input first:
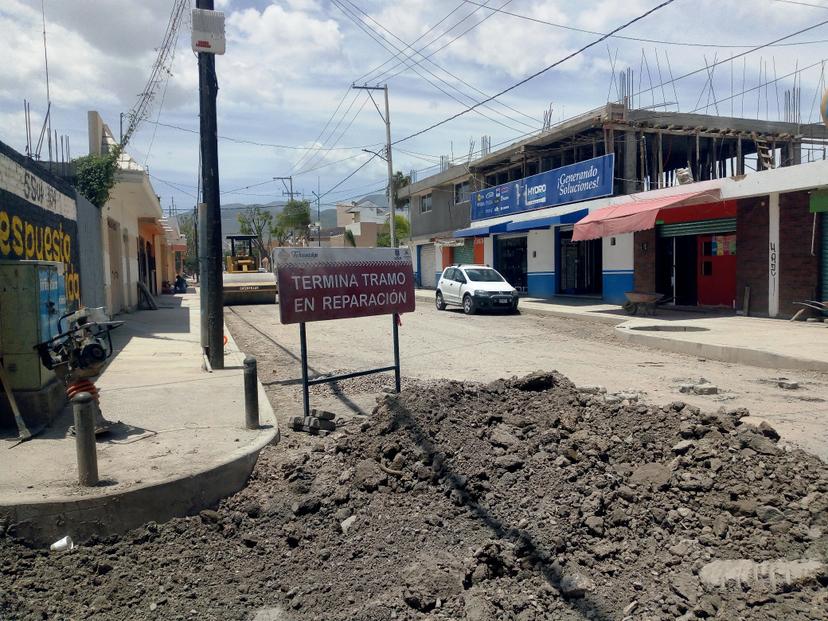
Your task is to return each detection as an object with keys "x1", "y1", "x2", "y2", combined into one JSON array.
[{"x1": 435, "y1": 265, "x2": 519, "y2": 315}]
